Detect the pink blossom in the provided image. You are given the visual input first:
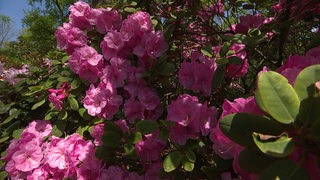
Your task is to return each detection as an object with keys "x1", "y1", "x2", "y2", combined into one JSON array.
[
  {"x1": 135, "y1": 130, "x2": 166, "y2": 161},
  {"x1": 101, "y1": 30, "x2": 125, "y2": 60},
  {"x1": 179, "y1": 60, "x2": 216, "y2": 96},
  {"x1": 69, "y1": 1, "x2": 93, "y2": 30},
  {"x1": 167, "y1": 94, "x2": 217, "y2": 144},
  {"x1": 83, "y1": 82, "x2": 122, "y2": 120},
  {"x1": 3, "y1": 65, "x2": 29, "y2": 85},
  {"x1": 55, "y1": 23, "x2": 87, "y2": 54},
  {"x1": 138, "y1": 87, "x2": 160, "y2": 110},
  {"x1": 234, "y1": 14, "x2": 267, "y2": 34},
  {"x1": 277, "y1": 45, "x2": 320, "y2": 85},
  {"x1": 22, "y1": 120, "x2": 52, "y2": 140},
  {"x1": 11, "y1": 140, "x2": 43, "y2": 172},
  {"x1": 100, "y1": 58, "x2": 130, "y2": 87},
  {"x1": 48, "y1": 82, "x2": 70, "y2": 110},
  {"x1": 69, "y1": 45, "x2": 104, "y2": 83},
  {"x1": 91, "y1": 123, "x2": 105, "y2": 146},
  {"x1": 96, "y1": 8, "x2": 122, "y2": 34},
  {"x1": 124, "y1": 98, "x2": 144, "y2": 123}
]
